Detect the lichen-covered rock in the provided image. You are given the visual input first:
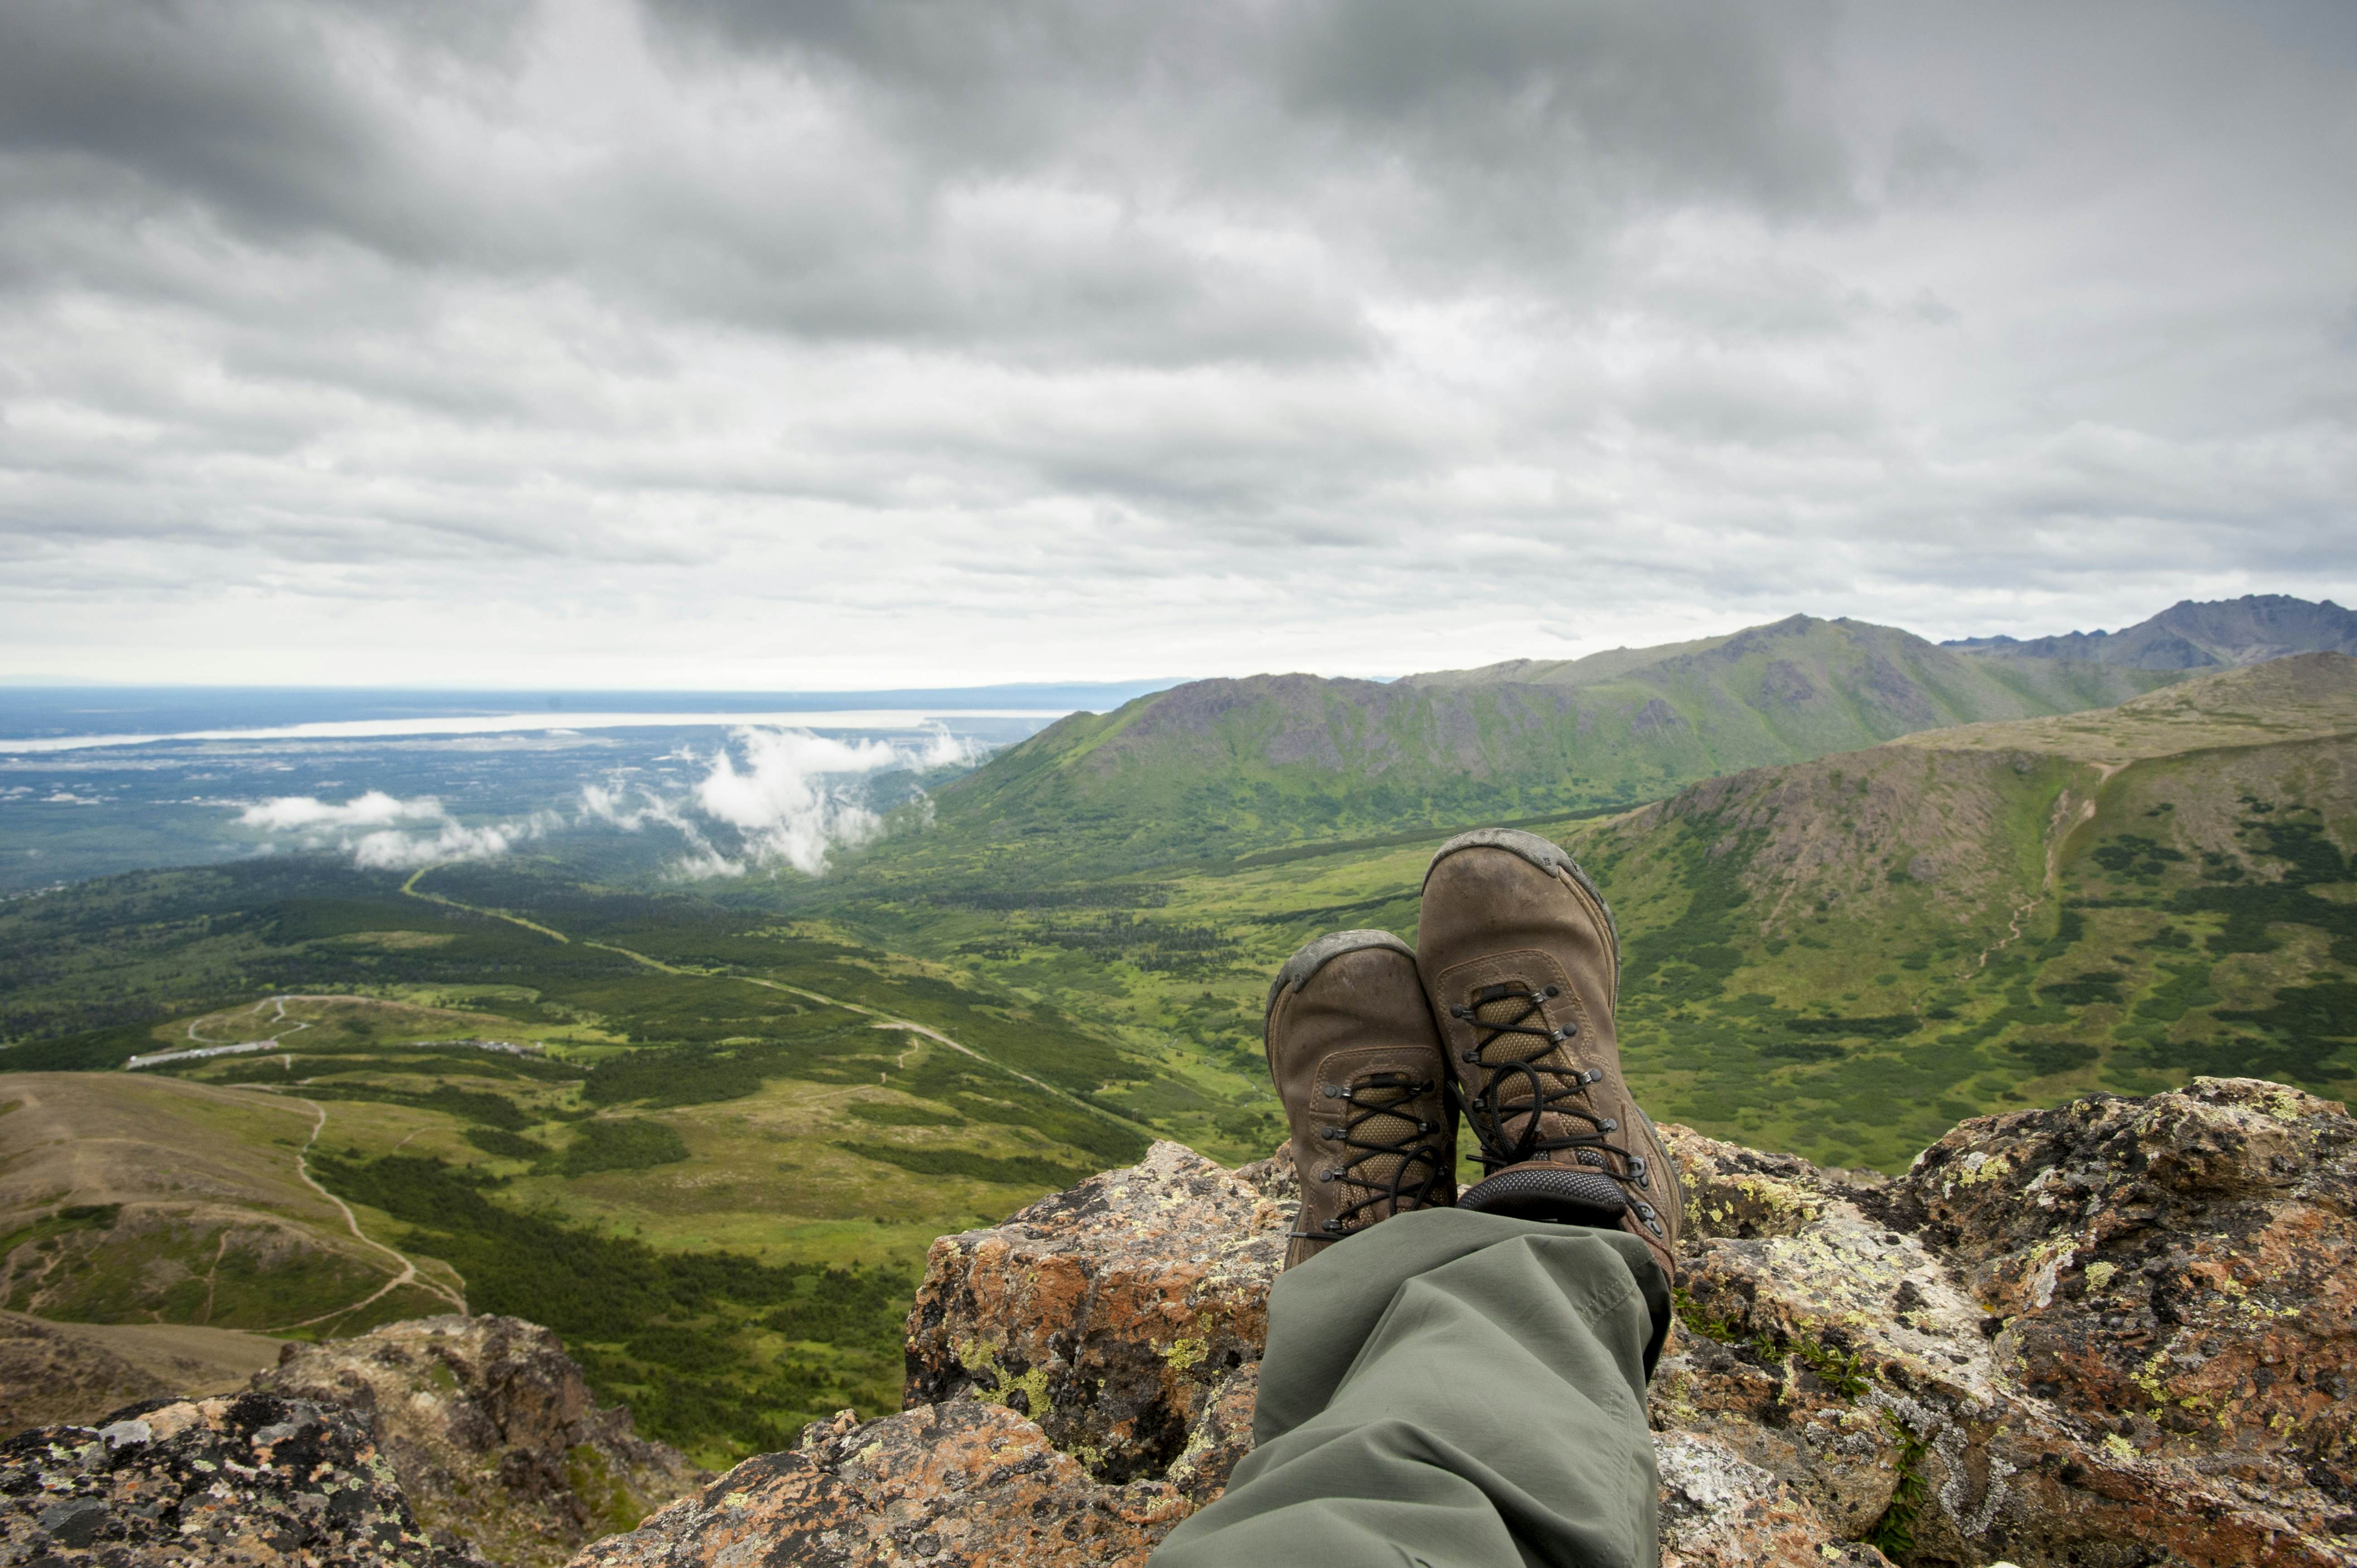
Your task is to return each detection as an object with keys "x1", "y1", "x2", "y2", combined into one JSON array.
[
  {"x1": 1897, "y1": 1076, "x2": 2357, "y2": 1502},
  {"x1": 253, "y1": 1315, "x2": 702, "y2": 1568},
  {"x1": 567, "y1": 1402, "x2": 1189, "y2": 1568},
  {"x1": 575, "y1": 1082, "x2": 2357, "y2": 1568},
  {"x1": 0, "y1": 1392, "x2": 483, "y2": 1567},
  {"x1": 1656, "y1": 1081, "x2": 2357, "y2": 1568},
  {"x1": 903, "y1": 1141, "x2": 1289, "y2": 1487},
  {"x1": 1654, "y1": 1432, "x2": 1891, "y2": 1568}
]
